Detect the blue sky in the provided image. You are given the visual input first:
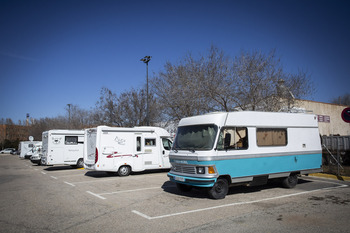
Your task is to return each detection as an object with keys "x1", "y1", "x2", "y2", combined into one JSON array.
[{"x1": 1, "y1": 0, "x2": 349, "y2": 123}]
